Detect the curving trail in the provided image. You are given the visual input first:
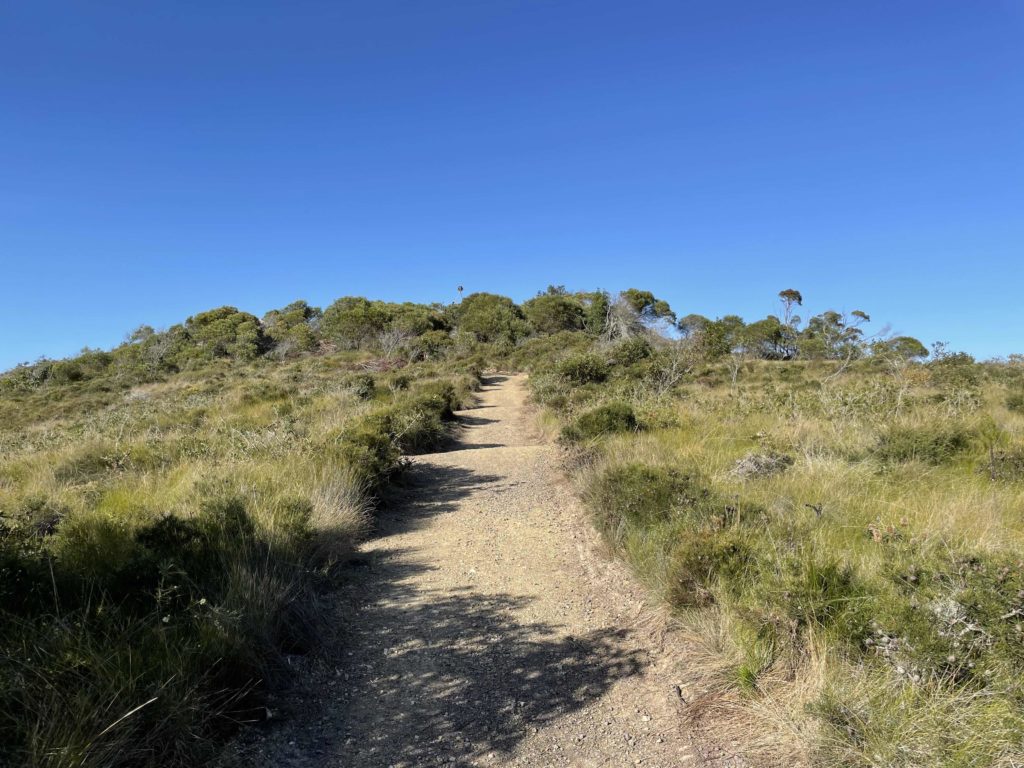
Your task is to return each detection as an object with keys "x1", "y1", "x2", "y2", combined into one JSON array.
[{"x1": 235, "y1": 374, "x2": 703, "y2": 767}]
